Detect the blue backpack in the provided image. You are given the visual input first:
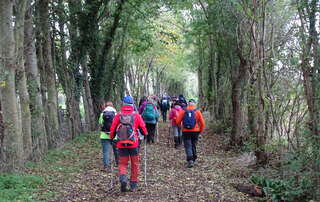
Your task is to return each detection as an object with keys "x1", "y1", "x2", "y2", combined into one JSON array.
[{"x1": 183, "y1": 109, "x2": 197, "y2": 129}]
